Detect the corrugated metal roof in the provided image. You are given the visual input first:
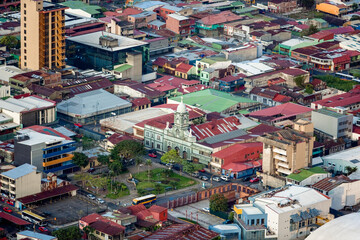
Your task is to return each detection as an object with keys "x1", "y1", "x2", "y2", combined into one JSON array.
[{"x1": 1, "y1": 163, "x2": 36, "y2": 180}]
